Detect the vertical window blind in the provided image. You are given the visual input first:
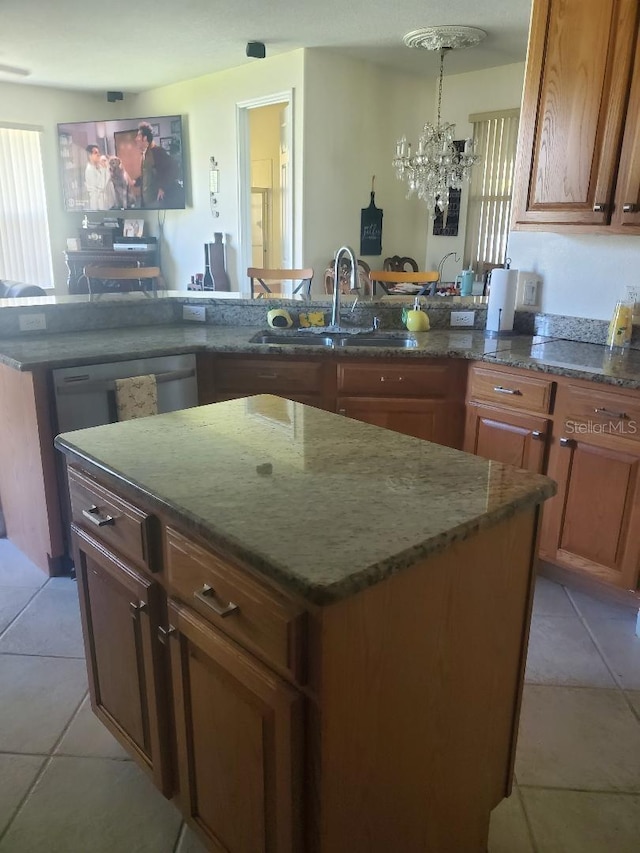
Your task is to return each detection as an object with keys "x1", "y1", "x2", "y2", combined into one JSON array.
[
  {"x1": 465, "y1": 110, "x2": 519, "y2": 271},
  {"x1": 0, "y1": 125, "x2": 53, "y2": 288}
]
